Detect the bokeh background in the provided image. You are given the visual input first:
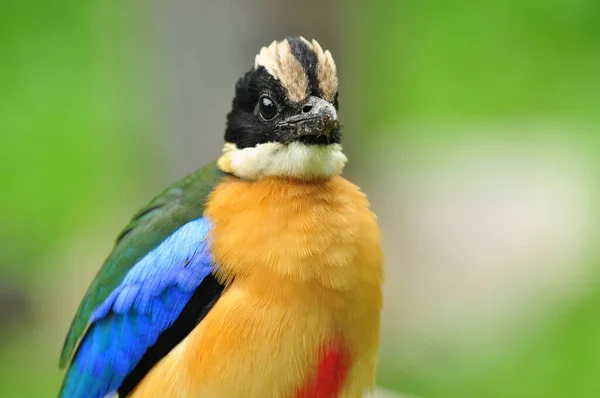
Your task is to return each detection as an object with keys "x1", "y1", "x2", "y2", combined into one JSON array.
[{"x1": 1, "y1": 1, "x2": 599, "y2": 397}]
